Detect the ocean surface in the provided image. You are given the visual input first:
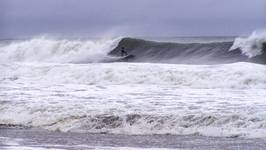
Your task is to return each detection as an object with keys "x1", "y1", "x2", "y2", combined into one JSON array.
[{"x1": 1, "y1": 31, "x2": 266, "y2": 150}]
